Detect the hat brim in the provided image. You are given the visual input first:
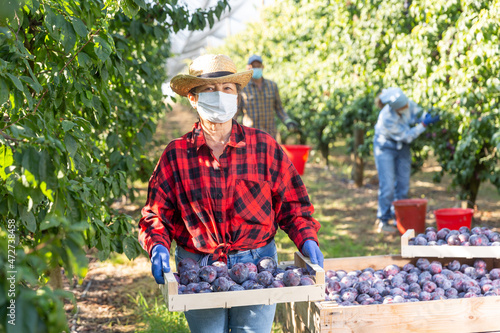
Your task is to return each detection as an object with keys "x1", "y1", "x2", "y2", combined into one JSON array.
[{"x1": 170, "y1": 70, "x2": 253, "y2": 97}]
